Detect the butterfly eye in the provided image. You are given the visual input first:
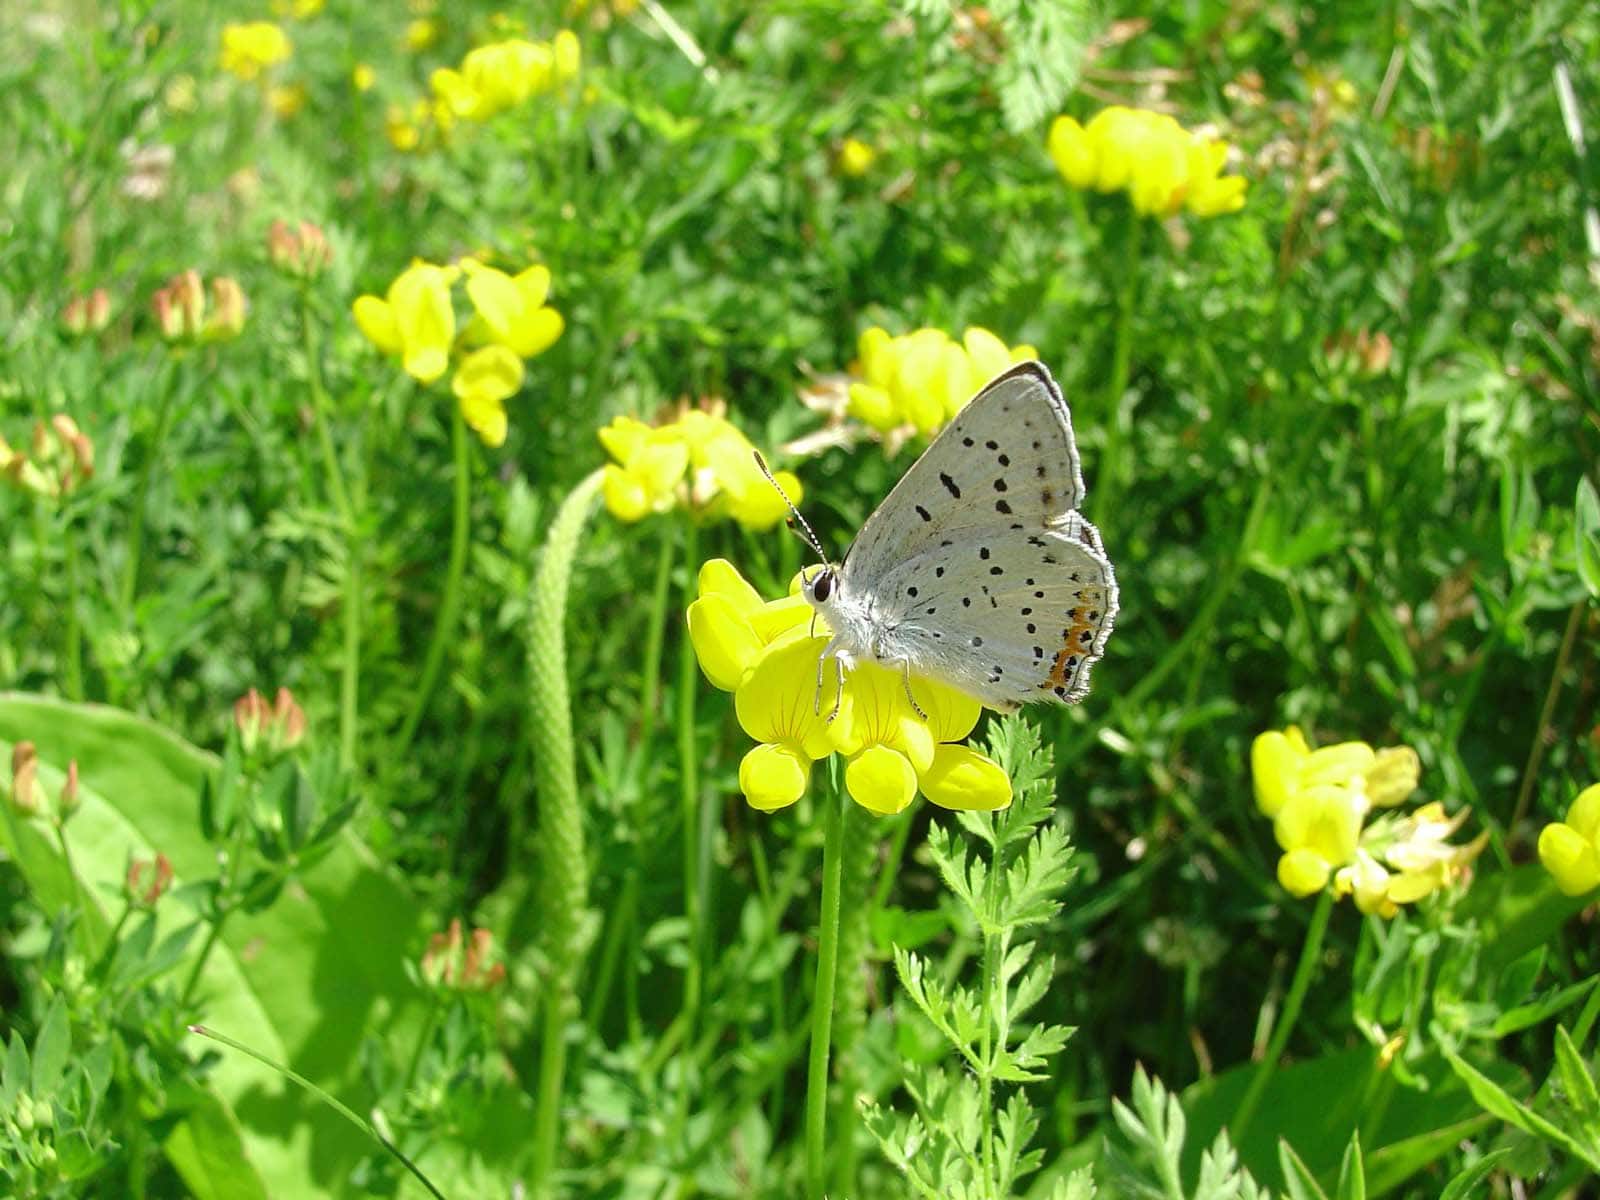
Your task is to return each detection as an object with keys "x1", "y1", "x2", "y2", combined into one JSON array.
[{"x1": 811, "y1": 569, "x2": 833, "y2": 603}]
